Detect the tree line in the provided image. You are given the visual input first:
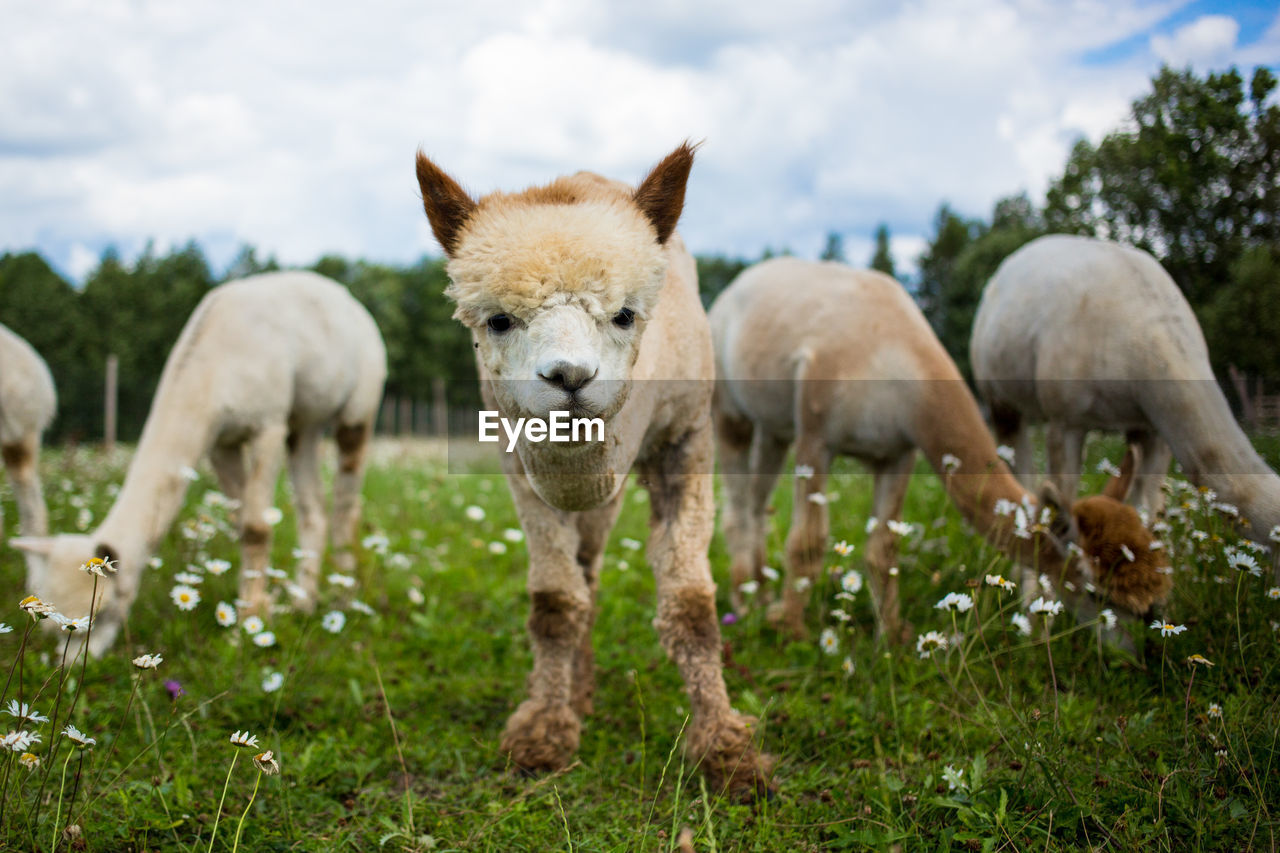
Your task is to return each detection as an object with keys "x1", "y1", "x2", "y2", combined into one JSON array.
[{"x1": 1, "y1": 64, "x2": 1275, "y2": 443}]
